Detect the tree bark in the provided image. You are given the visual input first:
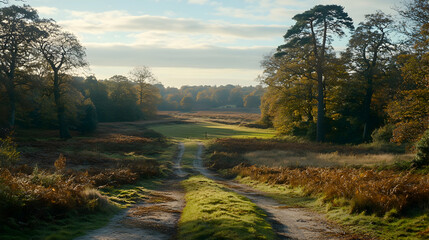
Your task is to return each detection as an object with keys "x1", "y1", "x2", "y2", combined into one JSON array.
[
  {"x1": 362, "y1": 74, "x2": 373, "y2": 141},
  {"x1": 6, "y1": 83, "x2": 15, "y2": 128},
  {"x1": 139, "y1": 83, "x2": 143, "y2": 106},
  {"x1": 316, "y1": 71, "x2": 325, "y2": 142},
  {"x1": 53, "y1": 70, "x2": 71, "y2": 139},
  {"x1": 311, "y1": 18, "x2": 327, "y2": 142}
]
